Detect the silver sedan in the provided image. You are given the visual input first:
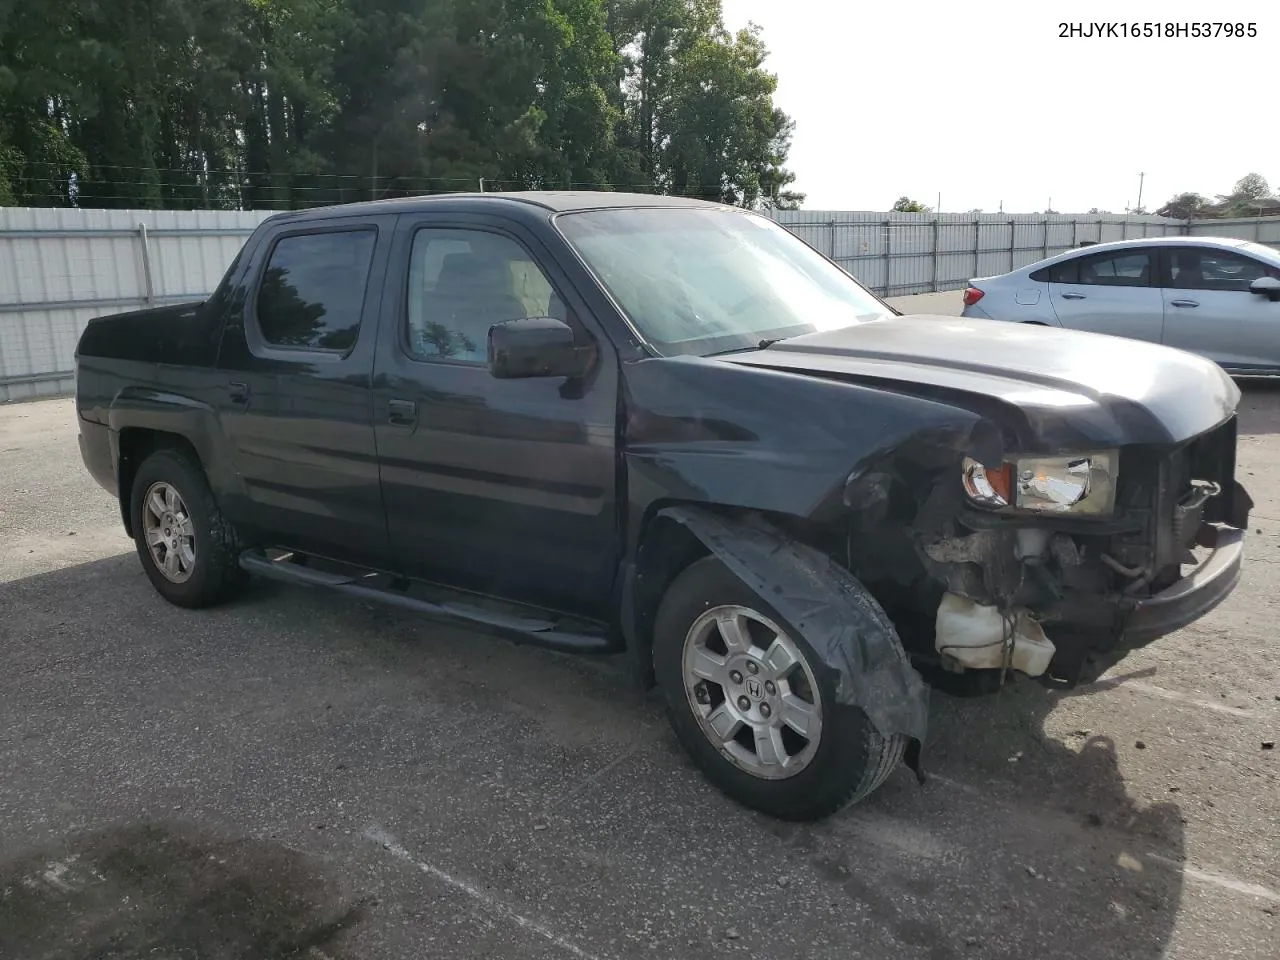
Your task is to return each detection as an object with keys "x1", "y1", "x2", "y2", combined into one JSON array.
[{"x1": 960, "y1": 237, "x2": 1280, "y2": 375}]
